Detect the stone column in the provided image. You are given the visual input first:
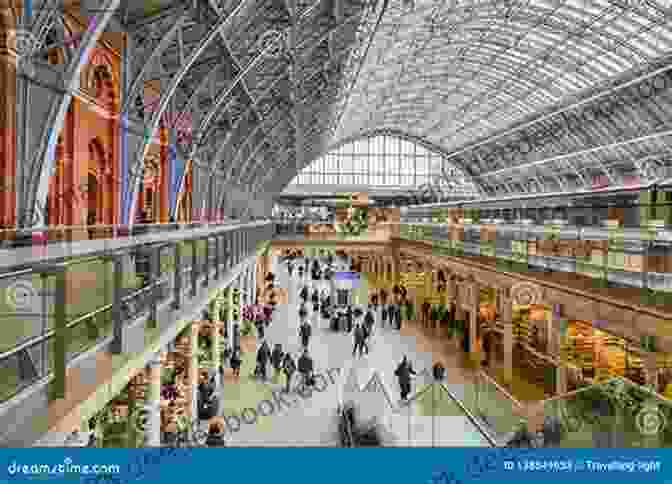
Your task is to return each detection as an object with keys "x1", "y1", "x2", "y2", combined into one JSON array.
[
  {"x1": 145, "y1": 354, "x2": 162, "y2": 447},
  {"x1": 212, "y1": 318, "x2": 221, "y2": 387},
  {"x1": 184, "y1": 323, "x2": 199, "y2": 435},
  {"x1": 643, "y1": 351, "x2": 659, "y2": 391},
  {"x1": 252, "y1": 262, "x2": 258, "y2": 304},
  {"x1": 501, "y1": 289, "x2": 514, "y2": 384},
  {"x1": 469, "y1": 281, "x2": 480, "y2": 363},
  {"x1": 549, "y1": 303, "x2": 567, "y2": 394}
]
